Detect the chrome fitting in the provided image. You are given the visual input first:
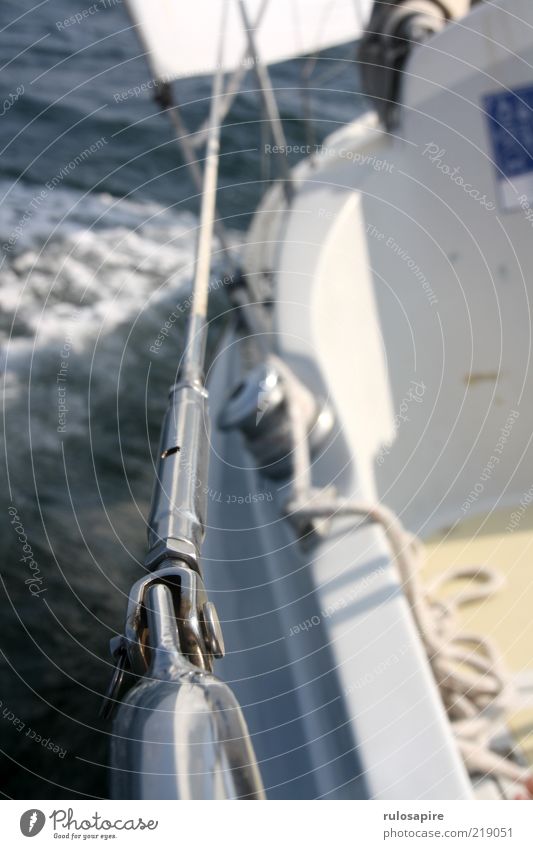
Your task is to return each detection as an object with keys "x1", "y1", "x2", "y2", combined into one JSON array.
[{"x1": 218, "y1": 357, "x2": 334, "y2": 479}]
